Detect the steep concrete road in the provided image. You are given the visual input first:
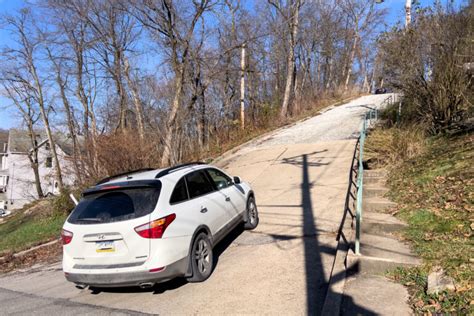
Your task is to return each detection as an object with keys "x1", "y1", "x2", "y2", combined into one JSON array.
[{"x1": 0, "y1": 94, "x2": 393, "y2": 315}]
